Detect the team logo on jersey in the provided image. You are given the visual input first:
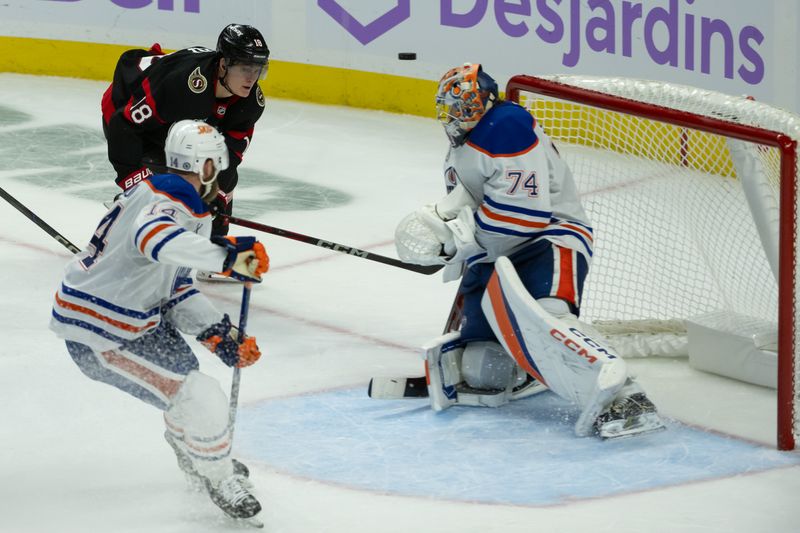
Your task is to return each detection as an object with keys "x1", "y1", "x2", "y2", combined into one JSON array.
[
  {"x1": 256, "y1": 85, "x2": 265, "y2": 107},
  {"x1": 445, "y1": 166, "x2": 459, "y2": 188},
  {"x1": 217, "y1": 105, "x2": 227, "y2": 116},
  {"x1": 188, "y1": 67, "x2": 207, "y2": 94}
]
